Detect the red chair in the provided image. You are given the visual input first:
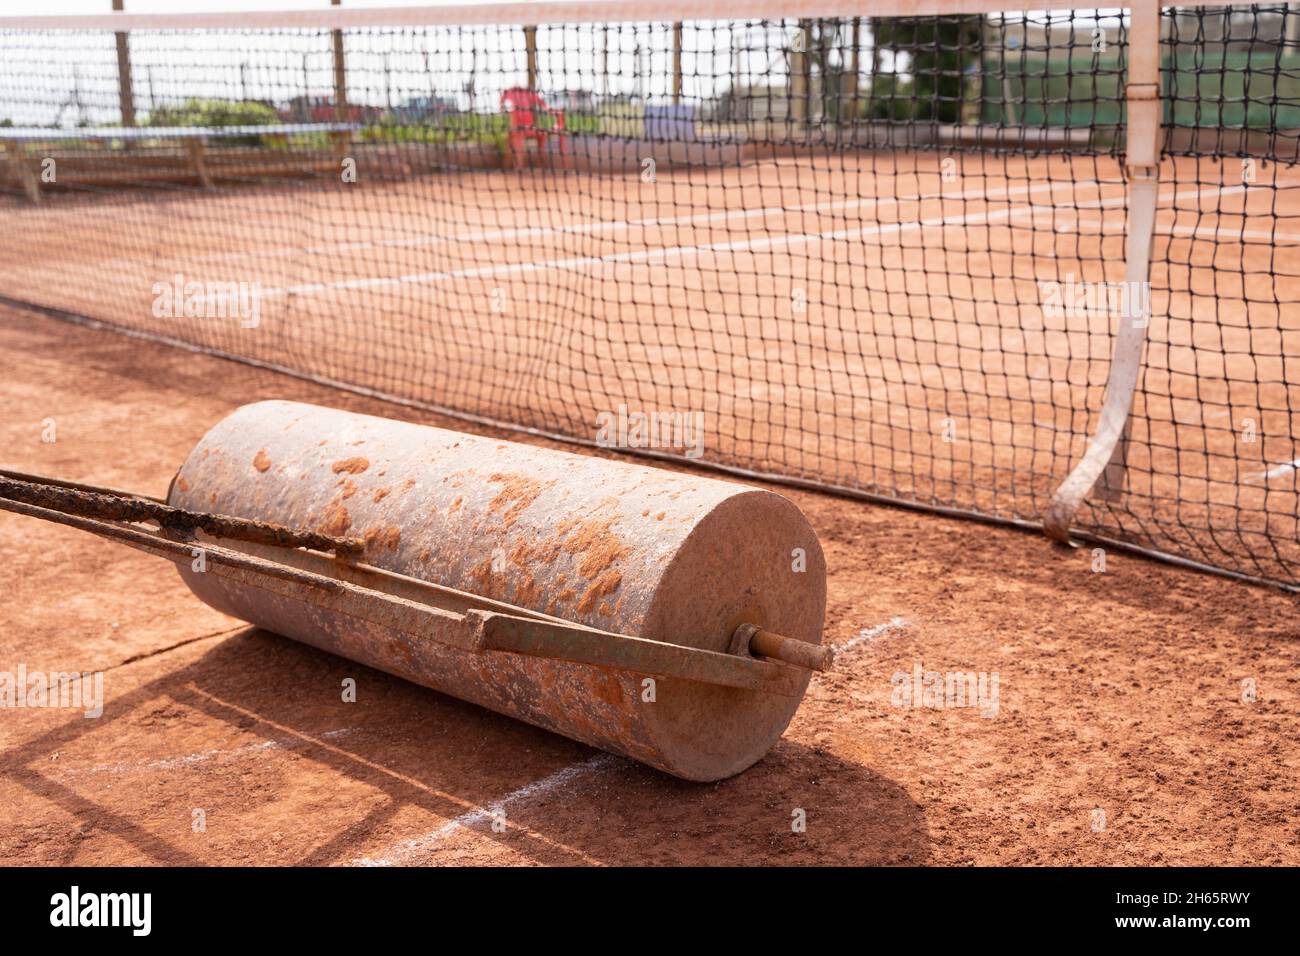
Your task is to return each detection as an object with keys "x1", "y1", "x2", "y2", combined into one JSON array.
[{"x1": 500, "y1": 87, "x2": 566, "y2": 168}]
